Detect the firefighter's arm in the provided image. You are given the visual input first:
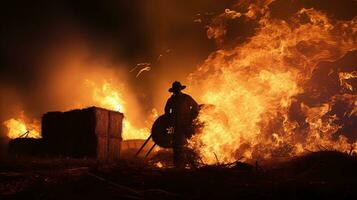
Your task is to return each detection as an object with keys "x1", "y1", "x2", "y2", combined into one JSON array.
[{"x1": 164, "y1": 98, "x2": 172, "y2": 115}]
